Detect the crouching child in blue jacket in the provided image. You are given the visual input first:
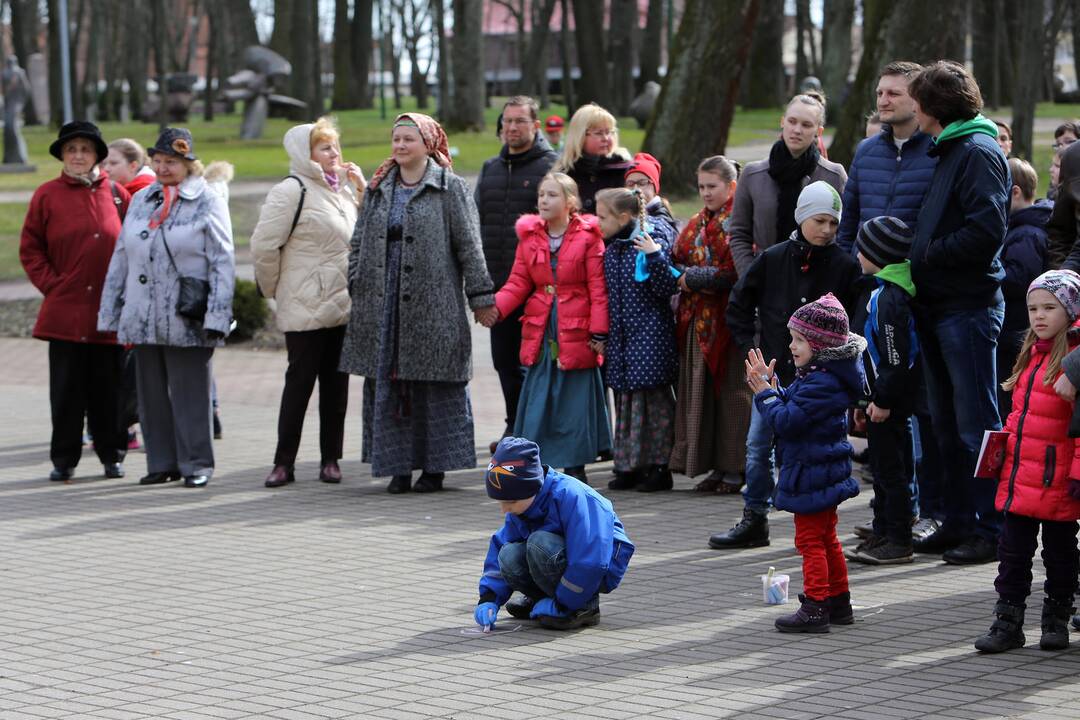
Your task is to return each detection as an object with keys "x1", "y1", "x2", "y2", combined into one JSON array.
[
  {"x1": 474, "y1": 437, "x2": 635, "y2": 631},
  {"x1": 745, "y1": 293, "x2": 865, "y2": 633}
]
